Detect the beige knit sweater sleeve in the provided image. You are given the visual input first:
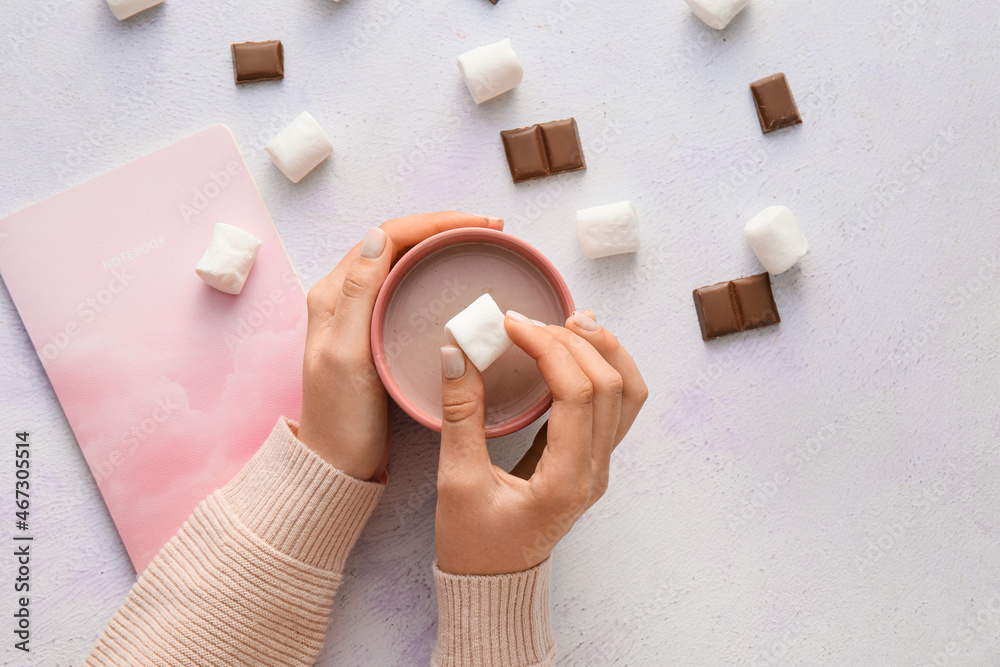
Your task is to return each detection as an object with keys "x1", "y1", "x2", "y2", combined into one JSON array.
[{"x1": 83, "y1": 417, "x2": 557, "y2": 667}]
